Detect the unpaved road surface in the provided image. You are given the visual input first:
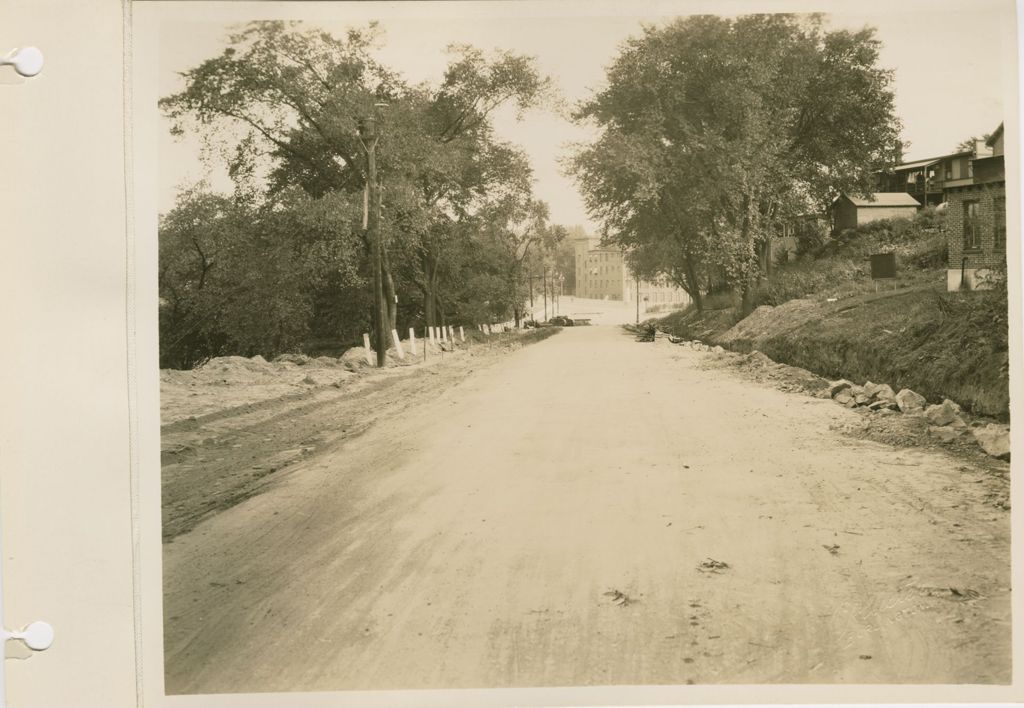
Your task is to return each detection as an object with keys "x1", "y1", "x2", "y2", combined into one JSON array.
[{"x1": 163, "y1": 325, "x2": 1010, "y2": 693}]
